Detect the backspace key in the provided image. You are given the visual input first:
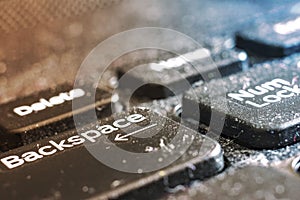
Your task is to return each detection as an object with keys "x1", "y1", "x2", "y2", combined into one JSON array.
[{"x1": 0, "y1": 108, "x2": 224, "y2": 199}]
